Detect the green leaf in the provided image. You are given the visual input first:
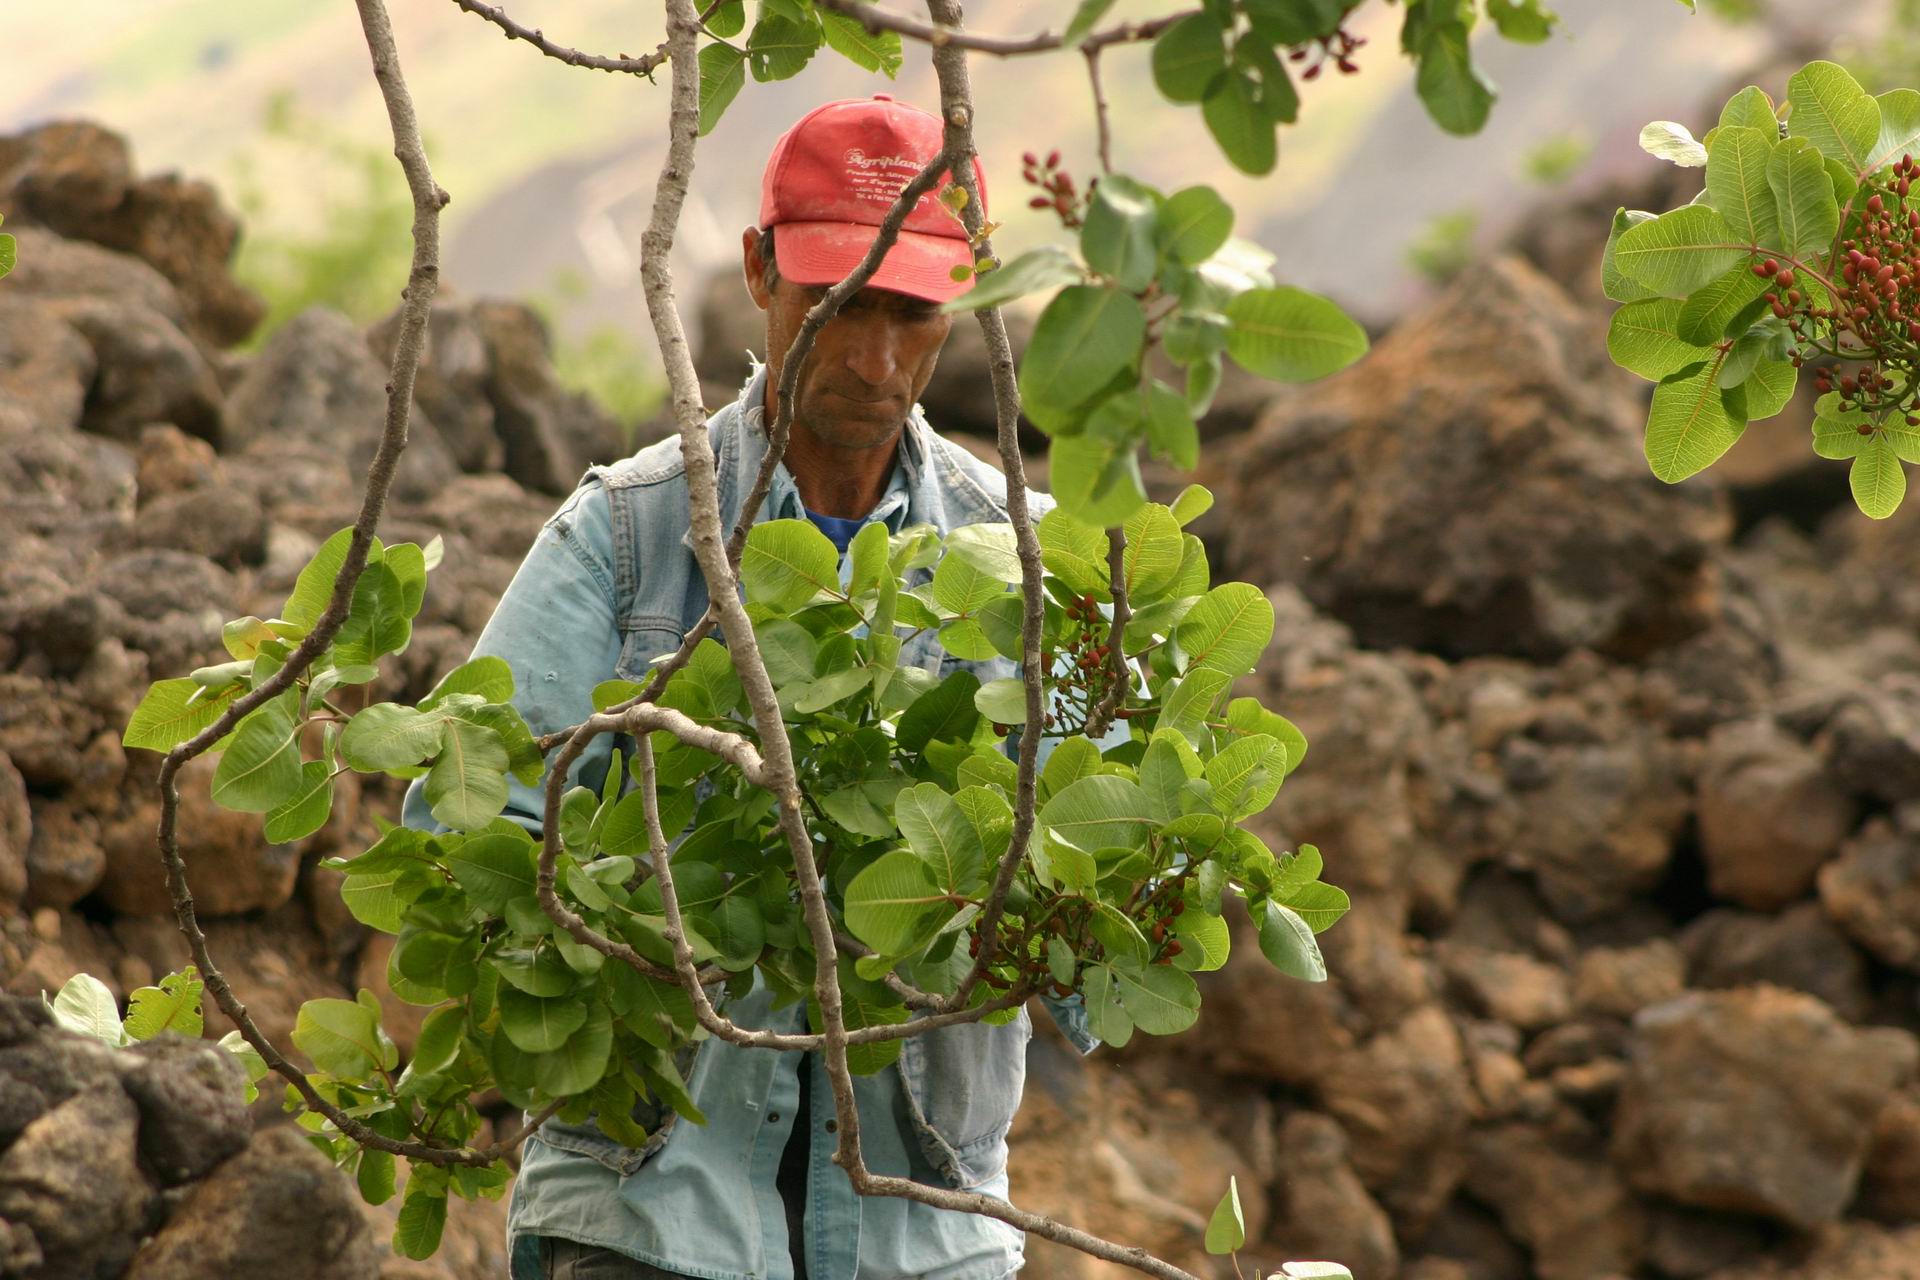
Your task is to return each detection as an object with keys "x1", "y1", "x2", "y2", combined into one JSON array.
[
  {"x1": 356, "y1": 1148, "x2": 397, "y2": 1206},
  {"x1": 1041, "y1": 775, "x2": 1158, "y2": 853},
  {"x1": 818, "y1": 9, "x2": 902, "y2": 75},
  {"x1": 973, "y1": 678, "x2": 1028, "y2": 727},
  {"x1": 791, "y1": 666, "x2": 870, "y2": 714},
  {"x1": 1178, "y1": 582, "x2": 1273, "y2": 675},
  {"x1": 1223, "y1": 287, "x2": 1368, "y2": 382},
  {"x1": 844, "y1": 849, "x2": 950, "y2": 955},
  {"x1": 1114, "y1": 961, "x2": 1200, "y2": 1035},
  {"x1": 1083, "y1": 965, "x2": 1133, "y2": 1047},
  {"x1": 1019, "y1": 286, "x2": 1146, "y2": 426},
  {"x1": 1787, "y1": 60, "x2": 1880, "y2": 175},
  {"x1": 1281, "y1": 879, "x2": 1352, "y2": 933},
  {"x1": 1202, "y1": 70, "x2": 1277, "y2": 175},
  {"x1": 1645, "y1": 354, "x2": 1743, "y2": 482},
  {"x1": 293, "y1": 997, "x2": 383, "y2": 1079},
  {"x1": 746, "y1": 12, "x2": 822, "y2": 82},
  {"x1": 409, "y1": 1005, "x2": 466, "y2": 1077},
  {"x1": 47, "y1": 973, "x2": 125, "y2": 1046},
  {"x1": 1767, "y1": 135, "x2": 1839, "y2": 259},
  {"x1": 424, "y1": 716, "x2": 511, "y2": 830},
  {"x1": 1279, "y1": 1264, "x2": 1355, "y2": 1280},
  {"x1": 492, "y1": 945, "x2": 579, "y2": 997},
  {"x1": 1081, "y1": 173, "x2": 1160, "y2": 294},
  {"x1": 1222, "y1": 696, "x2": 1307, "y2": 776},
  {"x1": 124, "y1": 968, "x2": 205, "y2": 1041},
  {"x1": 1051, "y1": 430, "x2": 1148, "y2": 530},
  {"x1": 933, "y1": 549, "x2": 1005, "y2": 616},
  {"x1": 1206, "y1": 1177, "x2": 1247, "y2": 1254},
  {"x1": 1157, "y1": 186, "x2": 1233, "y2": 267},
  {"x1": 341, "y1": 703, "x2": 443, "y2": 771},
  {"x1": 1037, "y1": 508, "x2": 1110, "y2": 600},
  {"x1": 743, "y1": 519, "x2": 842, "y2": 611},
  {"x1": 1142, "y1": 379, "x2": 1200, "y2": 471},
  {"x1": 0, "y1": 232, "x2": 13, "y2": 281},
  {"x1": 1160, "y1": 668, "x2": 1234, "y2": 739},
  {"x1": 941, "y1": 245, "x2": 1086, "y2": 314},
  {"x1": 393, "y1": 1187, "x2": 447, "y2": 1260},
  {"x1": 1173, "y1": 910, "x2": 1231, "y2": 971},
  {"x1": 895, "y1": 670, "x2": 983, "y2": 754},
  {"x1": 1705, "y1": 126, "x2": 1780, "y2": 248},
  {"x1": 534, "y1": 1003, "x2": 614, "y2": 1096},
  {"x1": 1851, "y1": 435, "x2": 1908, "y2": 519},
  {"x1": 1866, "y1": 88, "x2": 1920, "y2": 176},
  {"x1": 1675, "y1": 265, "x2": 1769, "y2": 347},
  {"x1": 1813, "y1": 403, "x2": 1872, "y2": 459},
  {"x1": 1152, "y1": 13, "x2": 1227, "y2": 103},
  {"x1": 1602, "y1": 209, "x2": 1659, "y2": 303},
  {"x1": 1741, "y1": 358, "x2": 1796, "y2": 418},
  {"x1": 337, "y1": 560, "x2": 412, "y2": 666},
  {"x1": 1170, "y1": 484, "x2": 1214, "y2": 528},
  {"x1": 1257, "y1": 900, "x2": 1327, "y2": 982},
  {"x1": 497, "y1": 984, "x2": 590, "y2": 1053},
  {"x1": 896, "y1": 784, "x2": 986, "y2": 895},
  {"x1": 1413, "y1": 20, "x2": 1494, "y2": 137},
  {"x1": 1204, "y1": 732, "x2": 1284, "y2": 820},
  {"x1": 708, "y1": 0, "x2": 746, "y2": 36},
  {"x1": 264, "y1": 759, "x2": 334, "y2": 843},
  {"x1": 1487, "y1": 0, "x2": 1556, "y2": 42},
  {"x1": 698, "y1": 43, "x2": 748, "y2": 136},
  {"x1": 420, "y1": 656, "x2": 515, "y2": 712},
  {"x1": 211, "y1": 694, "x2": 303, "y2": 813},
  {"x1": 1607, "y1": 298, "x2": 1710, "y2": 381},
  {"x1": 1062, "y1": 0, "x2": 1118, "y2": 45},
  {"x1": 1638, "y1": 120, "x2": 1708, "y2": 167},
  {"x1": 1719, "y1": 85, "x2": 1777, "y2": 133},
  {"x1": 282, "y1": 528, "x2": 356, "y2": 631},
  {"x1": 447, "y1": 831, "x2": 539, "y2": 914},
  {"x1": 1122, "y1": 503, "x2": 1185, "y2": 604},
  {"x1": 1612, "y1": 205, "x2": 1748, "y2": 297},
  {"x1": 124, "y1": 678, "x2": 238, "y2": 752}
]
